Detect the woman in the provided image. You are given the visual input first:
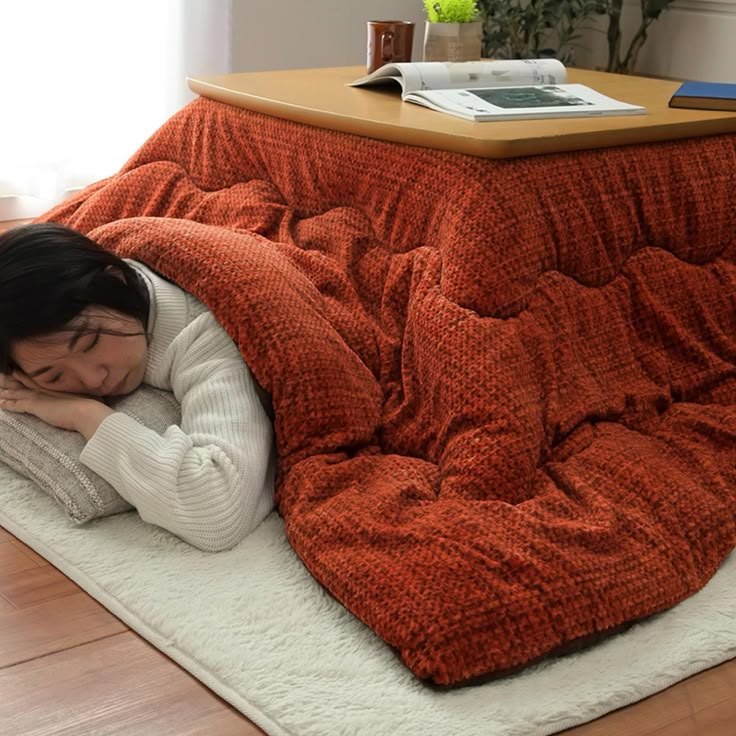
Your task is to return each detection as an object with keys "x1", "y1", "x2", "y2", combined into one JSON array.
[{"x1": 0, "y1": 223, "x2": 275, "y2": 552}]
